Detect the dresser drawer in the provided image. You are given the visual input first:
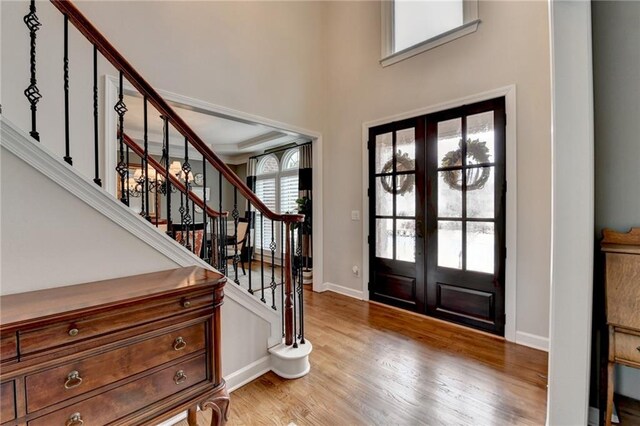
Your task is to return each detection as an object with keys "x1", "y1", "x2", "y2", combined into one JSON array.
[
  {"x1": 25, "y1": 321, "x2": 207, "y2": 413},
  {"x1": 1, "y1": 333, "x2": 17, "y2": 362},
  {"x1": 19, "y1": 291, "x2": 213, "y2": 356},
  {"x1": 28, "y1": 353, "x2": 207, "y2": 426},
  {"x1": 0, "y1": 381, "x2": 16, "y2": 423},
  {"x1": 614, "y1": 331, "x2": 640, "y2": 366}
]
